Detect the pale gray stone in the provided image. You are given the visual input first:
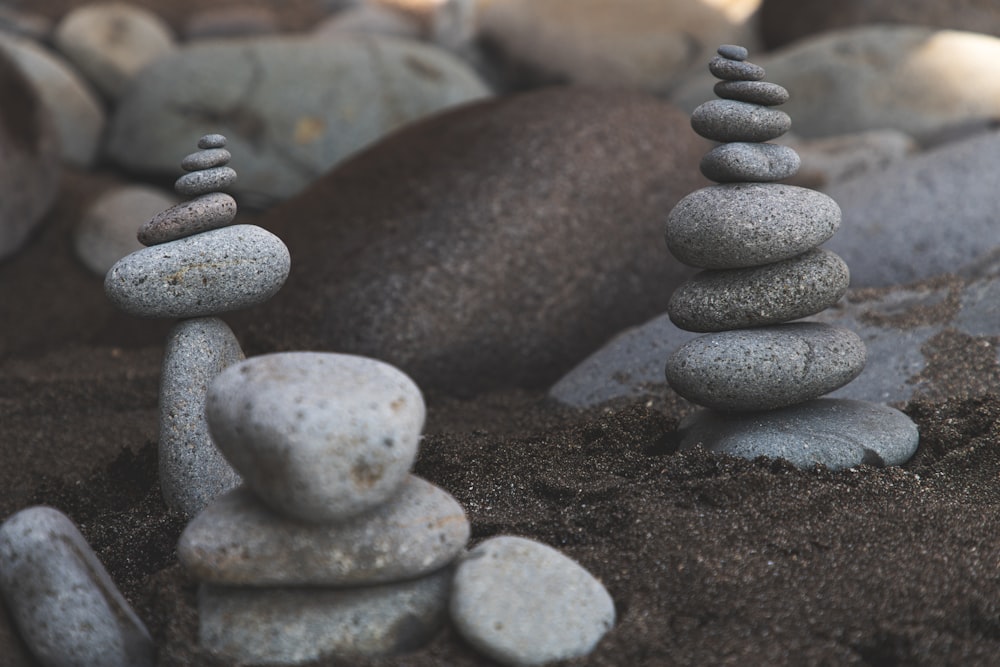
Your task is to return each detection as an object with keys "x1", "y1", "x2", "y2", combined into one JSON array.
[
  {"x1": 714, "y1": 80, "x2": 789, "y2": 106},
  {"x1": 160, "y1": 317, "x2": 244, "y2": 518},
  {"x1": 174, "y1": 166, "x2": 237, "y2": 197},
  {"x1": 180, "y1": 148, "x2": 230, "y2": 171},
  {"x1": 717, "y1": 44, "x2": 748, "y2": 61},
  {"x1": 198, "y1": 133, "x2": 226, "y2": 149},
  {"x1": 104, "y1": 224, "x2": 290, "y2": 318},
  {"x1": 781, "y1": 129, "x2": 916, "y2": 189},
  {"x1": 0, "y1": 507, "x2": 155, "y2": 667},
  {"x1": 451, "y1": 536, "x2": 615, "y2": 667},
  {"x1": 691, "y1": 99, "x2": 791, "y2": 143},
  {"x1": 708, "y1": 55, "x2": 764, "y2": 81},
  {"x1": 137, "y1": 191, "x2": 237, "y2": 246},
  {"x1": 700, "y1": 141, "x2": 800, "y2": 182},
  {"x1": 205, "y1": 352, "x2": 425, "y2": 523},
  {"x1": 179, "y1": 476, "x2": 469, "y2": 586}
]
